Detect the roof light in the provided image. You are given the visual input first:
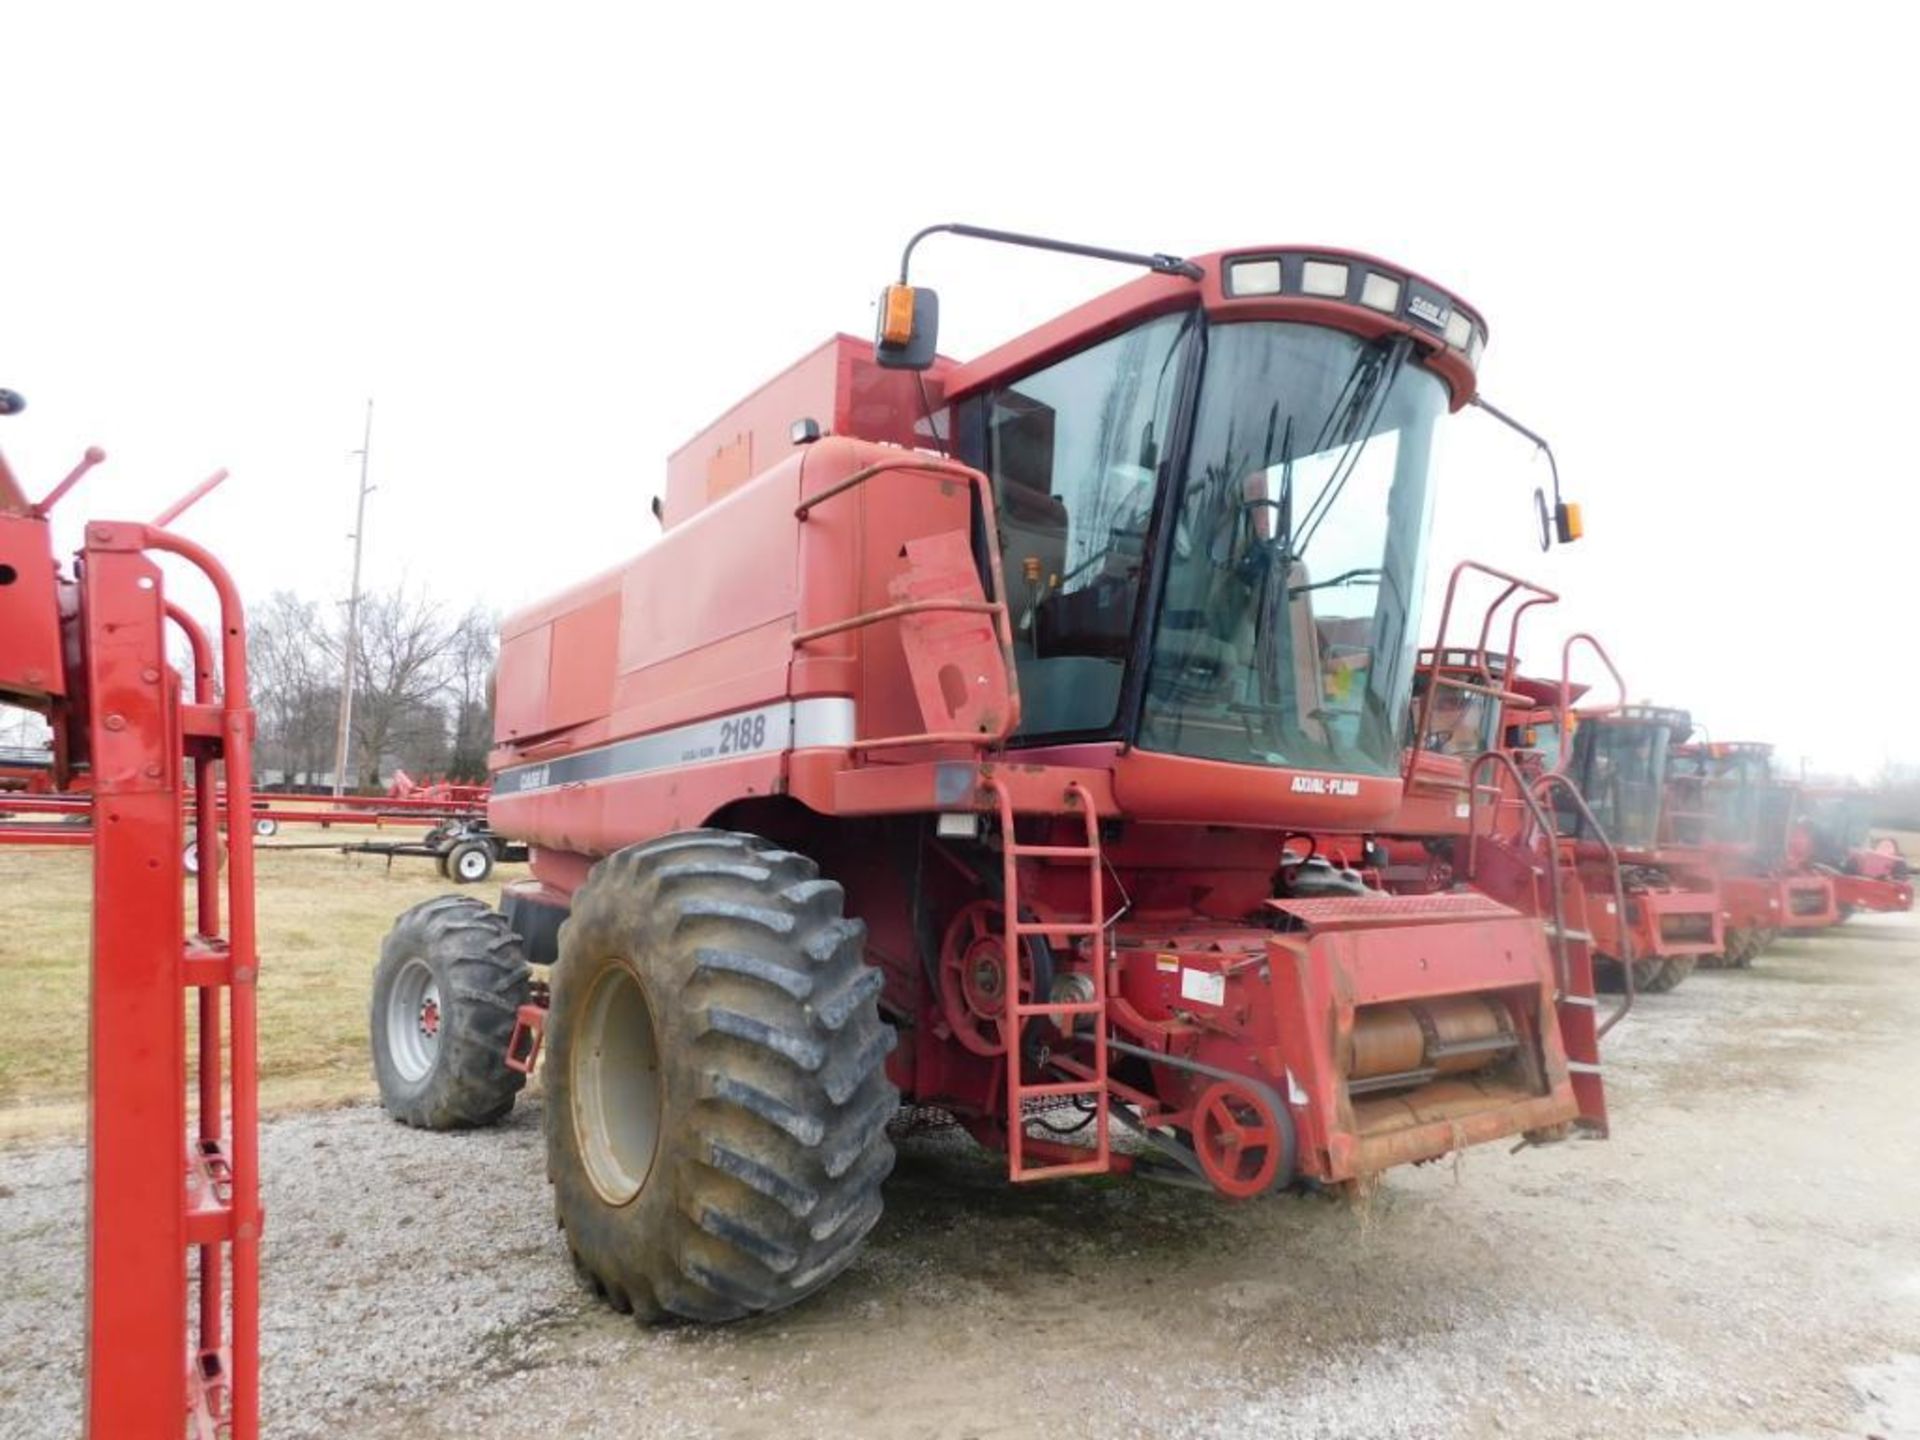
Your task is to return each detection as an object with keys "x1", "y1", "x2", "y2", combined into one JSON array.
[
  {"x1": 1360, "y1": 272, "x2": 1401, "y2": 313},
  {"x1": 1226, "y1": 258, "x2": 1283, "y2": 296},
  {"x1": 1301, "y1": 260, "x2": 1349, "y2": 298},
  {"x1": 1444, "y1": 311, "x2": 1474, "y2": 350}
]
